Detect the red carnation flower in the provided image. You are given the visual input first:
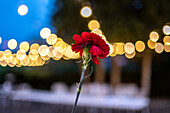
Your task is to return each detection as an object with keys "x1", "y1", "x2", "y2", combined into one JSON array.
[{"x1": 71, "y1": 32, "x2": 110, "y2": 64}]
